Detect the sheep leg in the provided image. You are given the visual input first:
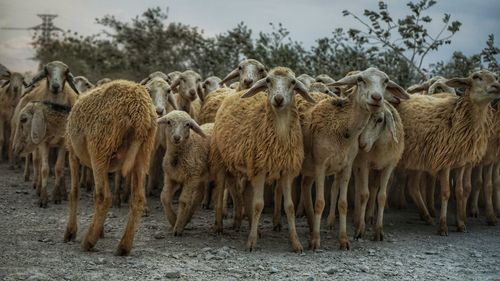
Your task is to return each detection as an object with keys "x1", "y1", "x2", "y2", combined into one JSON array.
[
  {"x1": 228, "y1": 176, "x2": 244, "y2": 231},
  {"x1": 494, "y1": 164, "x2": 500, "y2": 217},
  {"x1": 301, "y1": 176, "x2": 315, "y2": 231},
  {"x1": 280, "y1": 175, "x2": 303, "y2": 253},
  {"x1": 161, "y1": 176, "x2": 178, "y2": 228},
  {"x1": 173, "y1": 183, "x2": 196, "y2": 236},
  {"x1": 32, "y1": 151, "x2": 41, "y2": 193},
  {"x1": 247, "y1": 173, "x2": 265, "y2": 252},
  {"x1": 470, "y1": 165, "x2": 482, "y2": 217},
  {"x1": 115, "y1": 166, "x2": 146, "y2": 256},
  {"x1": 426, "y1": 174, "x2": 437, "y2": 218},
  {"x1": 122, "y1": 174, "x2": 131, "y2": 203},
  {"x1": 222, "y1": 187, "x2": 229, "y2": 218},
  {"x1": 213, "y1": 170, "x2": 225, "y2": 234},
  {"x1": 0, "y1": 120, "x2": 4, "y2": 161},
  {"x1": 273, "y1": 183, "x2": 283, "y2": 232},
  {"x1": 437, "y1": 168, "x2": 451, "y2": 236},
  {"x1": 23, "y1": 155, "x2": 31, "y2": 182},
  {"x1": 408, "y1": 171, "x2": 434, "y2": 225},
  {"x1": 81, "y1": 158, "x2": 112, "y2": 252},
  {"x1": 462, "y1": 164, "x2": 472, "y2": 223},
  {"x1": 186, "y1": 184, "x2": 204, "y2": 225},
  {"x1": 53, "y1": 148, "x2": 67, "y2": 204},
  {"x1": 354, "y1": 163, "x2": 369, "y2": 239},
  {"x1": 338, "y1": 166, "x2": 352, "y2": 250},
  {"x1": 113, "y1": 173, "x2": 122, "y2": 208},
  {"x1": 483, "y1": 164, "x2": 497, "y2": 226},
  {"x1": 64, "y1": 152, "x2": 80, "y2": 242},
  {"x1": 326, "y1": 177, "x2": 339, "y2": 230},
  {"x1": 454, "y1": 166, "x2": 466, "y2": 232},
  {"x1": 310, "y1": 166, "x2": 326, "y2": 251},
  {"x1": 374, "y1": 165, "x2": 394, "y2": 241},
  {"x1": 366, "y1": 172, "x2": 378, "y2": 226},
  {"x1": 38, "y1": 146, "x2": 50, "y2": 208}
]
